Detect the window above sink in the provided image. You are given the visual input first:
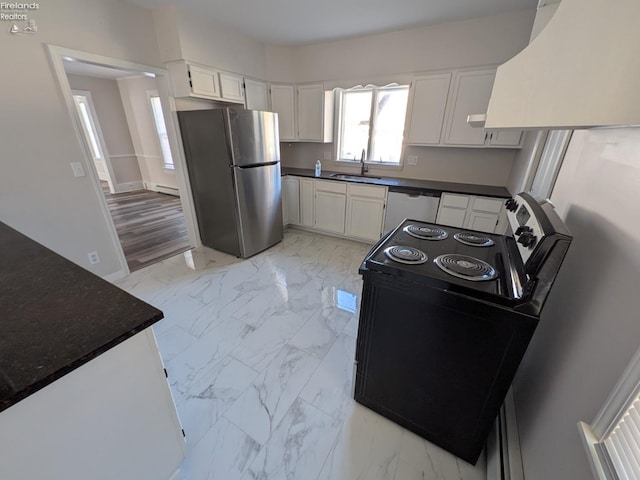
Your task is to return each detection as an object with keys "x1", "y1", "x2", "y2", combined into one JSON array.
[{"x1": 335, "y1": 84, "x2": 409, "y2": 167}]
